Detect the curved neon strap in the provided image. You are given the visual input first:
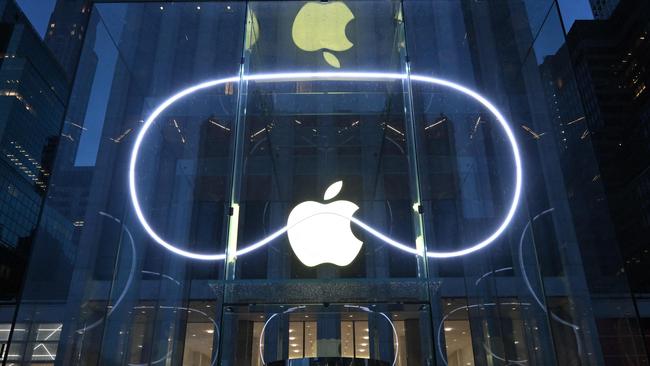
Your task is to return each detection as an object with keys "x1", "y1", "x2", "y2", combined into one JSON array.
[{"x1": 129, "y1": 72, "x2": 523, "y2": 260}]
